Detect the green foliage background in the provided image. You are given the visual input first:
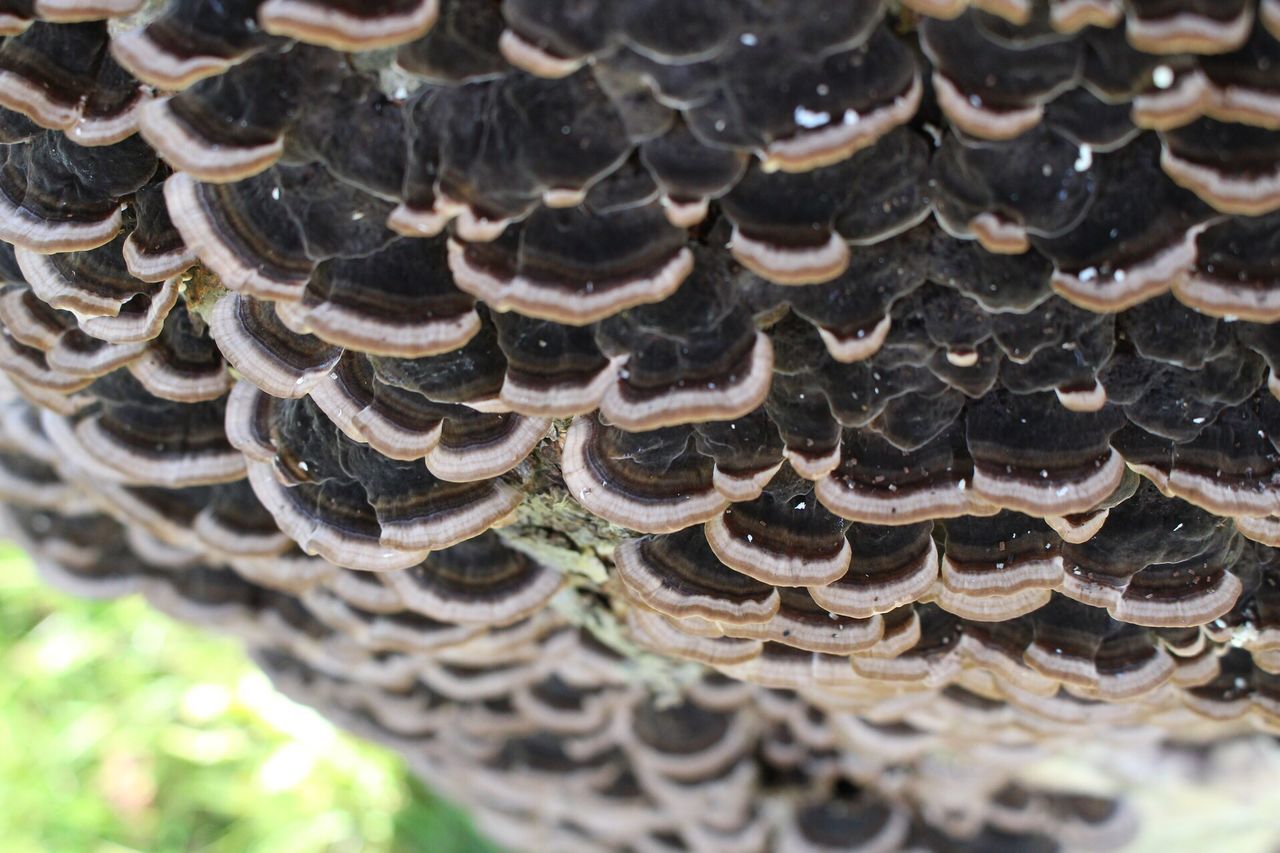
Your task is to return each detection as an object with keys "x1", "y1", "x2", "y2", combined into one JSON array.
[{"x1": 0, "y1": 544, "x2": 501, "y2": 852}]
